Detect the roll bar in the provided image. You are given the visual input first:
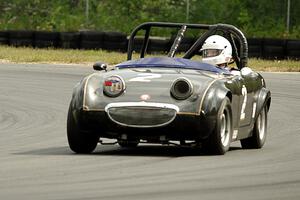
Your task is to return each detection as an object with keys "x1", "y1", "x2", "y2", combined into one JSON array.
[{"x1": 127, "y1": 22, "x2": 248, "y2": 69}]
